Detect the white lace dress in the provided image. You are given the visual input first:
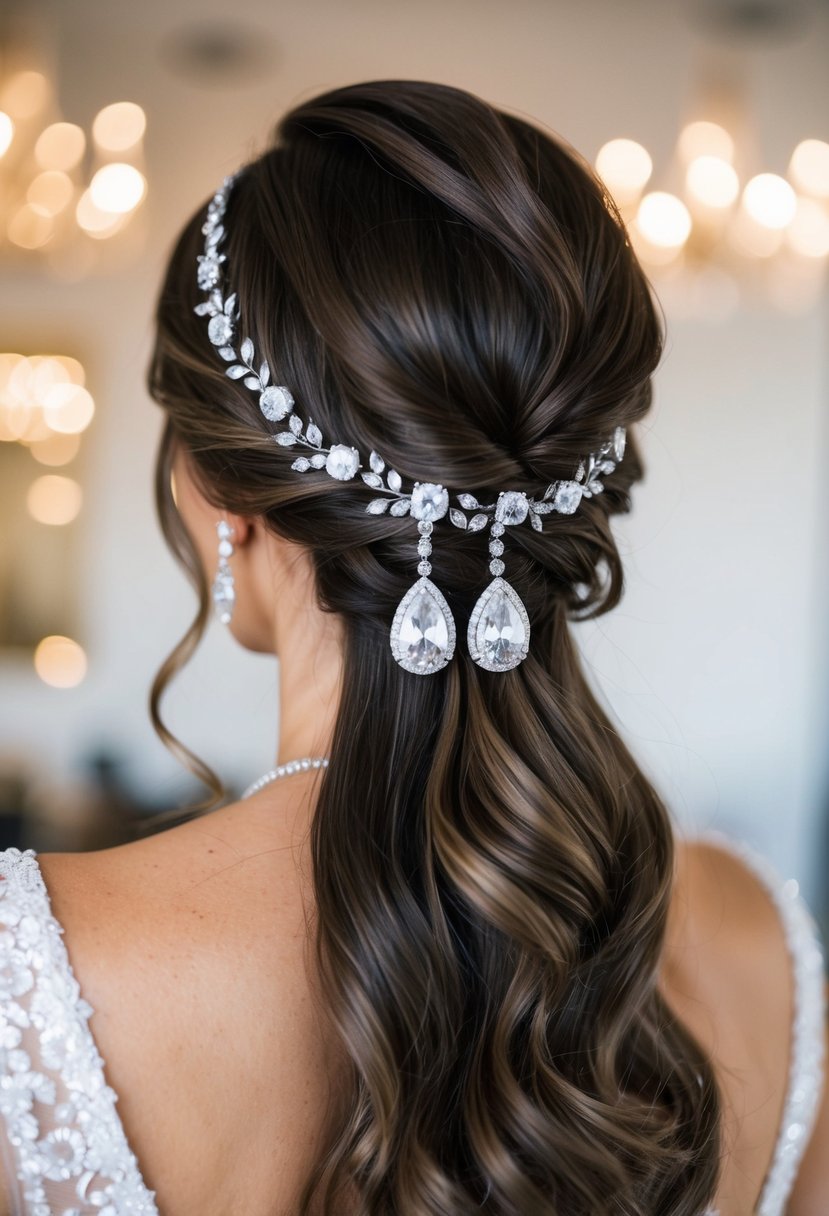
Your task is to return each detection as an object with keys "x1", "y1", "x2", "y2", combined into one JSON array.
[{"x1": 0, "y1": 833, "x2": 824, "y2": 1215}]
